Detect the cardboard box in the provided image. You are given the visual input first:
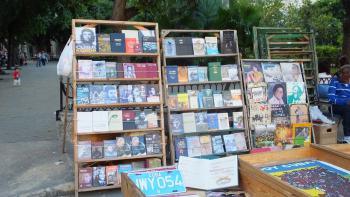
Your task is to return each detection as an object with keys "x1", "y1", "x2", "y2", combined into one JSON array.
[{"x1": 313, "y1": 123, "x2": 337, "y2": 145}]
